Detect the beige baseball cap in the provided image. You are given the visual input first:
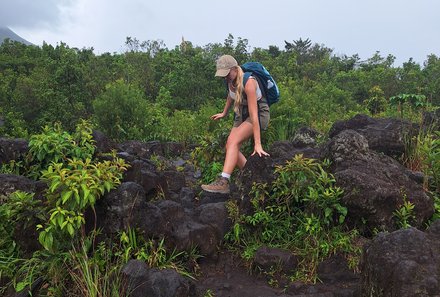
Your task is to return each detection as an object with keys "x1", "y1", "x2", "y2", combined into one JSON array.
[{"x1": 215, "y1": 55, "x2": 238, "y2": 77}]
